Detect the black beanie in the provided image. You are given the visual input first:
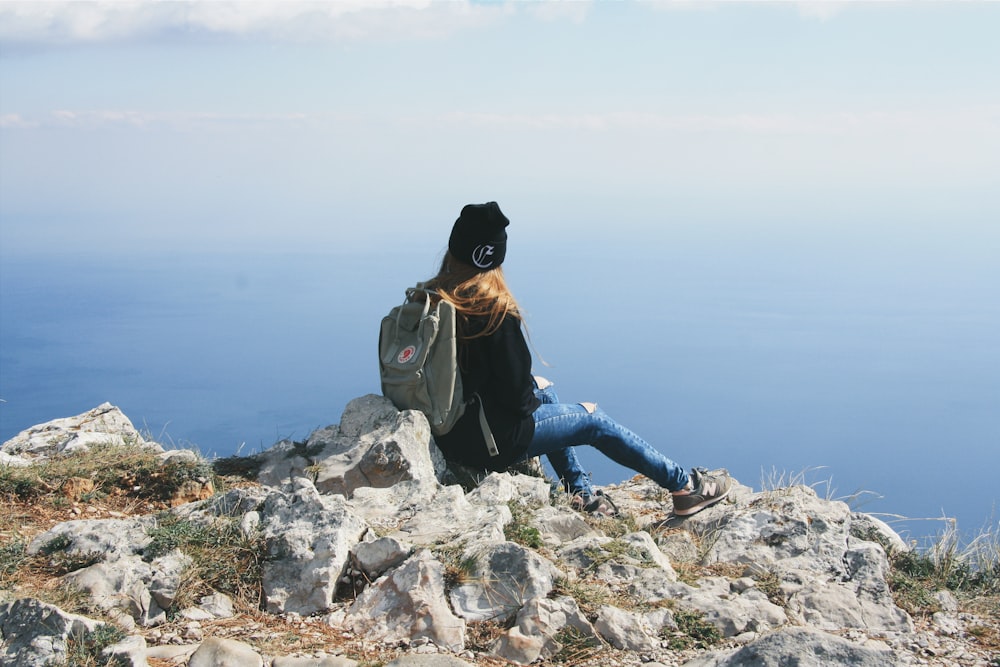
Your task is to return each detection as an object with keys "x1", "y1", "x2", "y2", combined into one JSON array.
[{"x1": 448, "y1": 202, "x2": 509, "y2": 271}]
